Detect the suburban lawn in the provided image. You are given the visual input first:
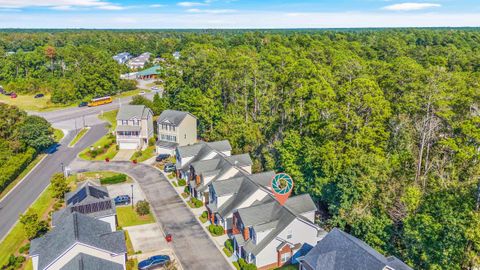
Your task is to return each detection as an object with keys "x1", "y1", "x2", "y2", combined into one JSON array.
[
  {"x1": 130, "y1": 145, "x2": 156, "y2": 162},
  {"x1": 116, "y1": 89, "x2": 150, "y2": 98},
  {"x1": 53, "y1": 128, "x2": 65, "y2": 143},
  {"x1": 275, "y1": 264, "x2": 298, "y2": 270},
  {"x1": 124, "y1": 230, "x2": 135, "y2": 255},
  {"x1": 99, "y1": 109, "x2": 118, "y2": 130},
  {"x1": 78, "y1": 134, "x2": 118, "y2": 161},
  {"x1": 0, "y1": 94, "x2": 74, "y2": 112},
  {"x1": 116, "y1": 206, "x2": 155, "y2": 227},
  {"x1": 0, "y1": 176, "x2": 76, "y2": 267},
  {"x1": 0, "y1": 154, "x2": 46, "y2": 201},
  {"x1": 68, "y1": 128, "x2": 89, "y2": 147},
  {"x1": 70, "y1": 171, "x2": 132, "y2": 184}
]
